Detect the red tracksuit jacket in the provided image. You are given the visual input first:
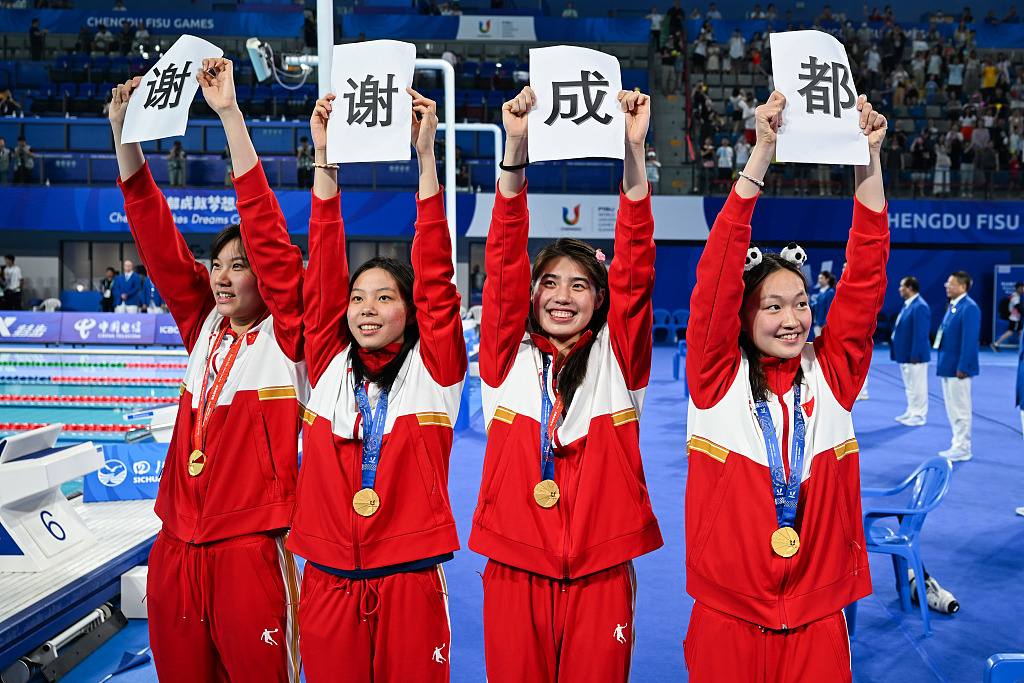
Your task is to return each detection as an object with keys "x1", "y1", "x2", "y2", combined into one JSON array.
[
  {"x1": 119, "y1": 163, "x2": 307, "y2": 544},
  {"x1": 286, "y1": 190, "x2": 467, "y2": 571},
  {"x1": 469, "y1": 182, "x2": 664, "y2": 580},
  {"x1": 685, "y1": 187, "x2": 889, "y2": 629}
]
